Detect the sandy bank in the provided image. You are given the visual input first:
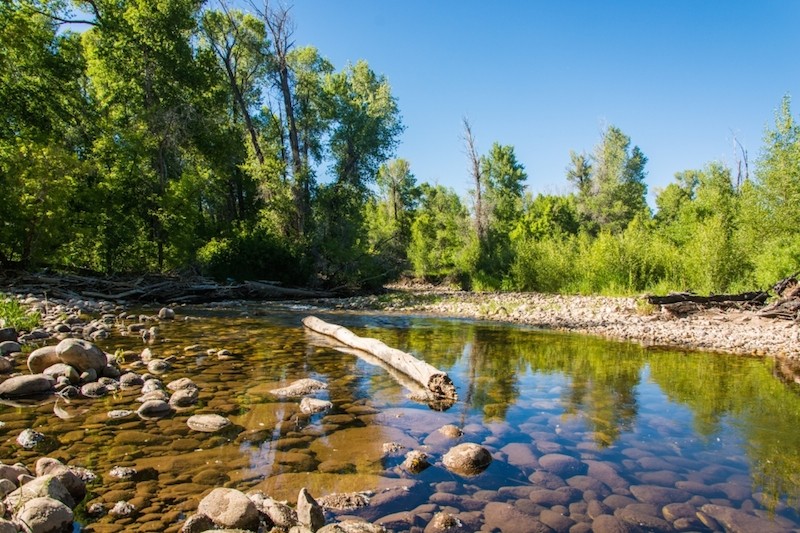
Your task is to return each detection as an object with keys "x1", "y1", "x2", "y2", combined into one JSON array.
[{"x1": 319, "y1": 289, "x2": 800, "y2": 360}]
